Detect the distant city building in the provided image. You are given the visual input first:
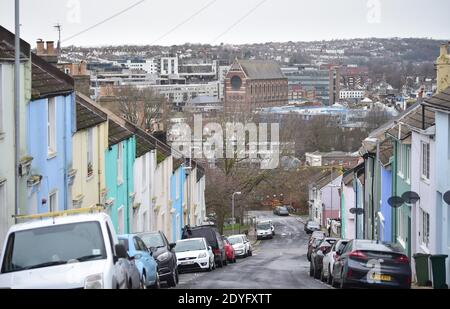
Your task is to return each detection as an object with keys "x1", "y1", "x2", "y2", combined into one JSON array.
[
  {"x1": 160, "y1": 56, "x2": 179, "y2": 76},
  {"x1": 339, "y1": 90, "x2": 365, "y2": 100},
  {"x1": 305, "y1": 151, "x2": 359, "y2": 168},
  {"x1": 224, "y1": 59, "x2": 288, "y2": 112},
  {"x1": 150, "y1": 82, "x2": 220, "y2": 106},
  {"x1": 329, "y1": 66, "x2": 341, "y2": 106}
]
